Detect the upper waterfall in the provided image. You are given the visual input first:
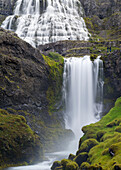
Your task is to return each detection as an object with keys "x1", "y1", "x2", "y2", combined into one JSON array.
[
  {"x1": 63, "y1": 56, "x2": 103, "y2": 138},
  {"x1": 1, "y1": 0, "x2": 90, "y2": 47}
]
